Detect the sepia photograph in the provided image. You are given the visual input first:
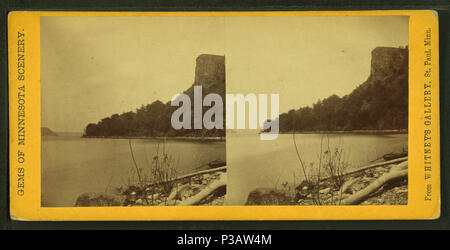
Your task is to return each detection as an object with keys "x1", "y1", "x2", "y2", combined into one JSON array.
[
  {"x1": 41, "y1": 17, "x2": 227, "y2": 207},
  {"x1": 224, "y1": 15, "x2": 409, "y2": 206},
  {"x1": 41, "y1": 15, "x2": 409, "y2": 208}
]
